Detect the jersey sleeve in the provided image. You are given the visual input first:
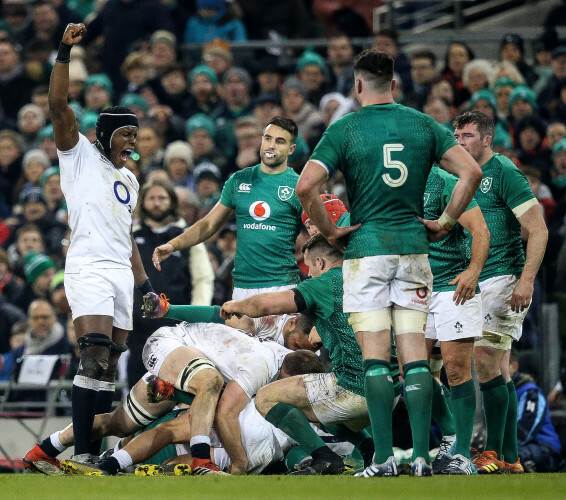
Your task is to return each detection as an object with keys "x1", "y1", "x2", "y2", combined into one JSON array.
[
  {"x1": 295, "y1": 274, "x2": 334, "y2": 318},
  {"x1": 219, "y1": 172, "x2": 236, "y2": 208},
  {"x1": 57, "y1": 133, "x2": 89, "y2": 182},
  {"x1": 309, "y1": 122, "x2": 344, "y2": 177},
  {"x1": 499, "y1": 162, "x2": 536, "y2": 212}
]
